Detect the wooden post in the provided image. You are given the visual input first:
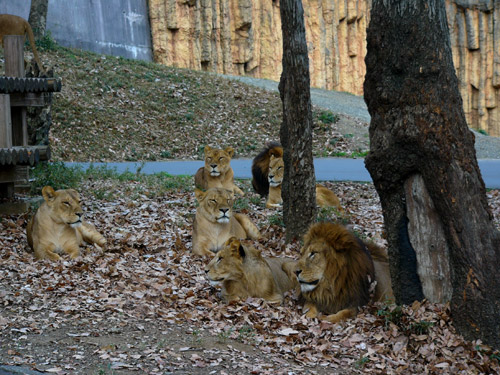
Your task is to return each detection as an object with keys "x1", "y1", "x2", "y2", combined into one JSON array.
[
  {"x1": 0, "y1": 94, "x2": 12, "y2": 148},
  {"x1": 3, "y1": 35, "x2": 29, "y2": 191},
  {"x1": 4, "y1": 35, "x2": 25, "y2": 77}
]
